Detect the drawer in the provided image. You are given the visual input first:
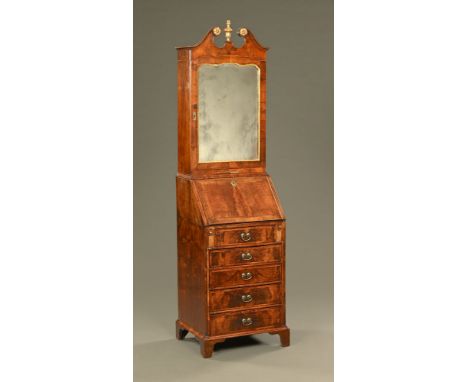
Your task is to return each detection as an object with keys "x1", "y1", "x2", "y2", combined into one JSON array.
[
  {"x1": 210, "y1": 284, "x2": 281, "y2": 312},
  {"x1": 210, "y1": 244, "x2": 282, "y2": 268},
  {"x1": 210, "y1": 306, "x2": 282, "y2": 336},
  {"x1": 211, "y1": 225, "x2": 279, "y2": 247},
  {"x1": 209, "y1": 264, "x2": 281, "y2": 289}
]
